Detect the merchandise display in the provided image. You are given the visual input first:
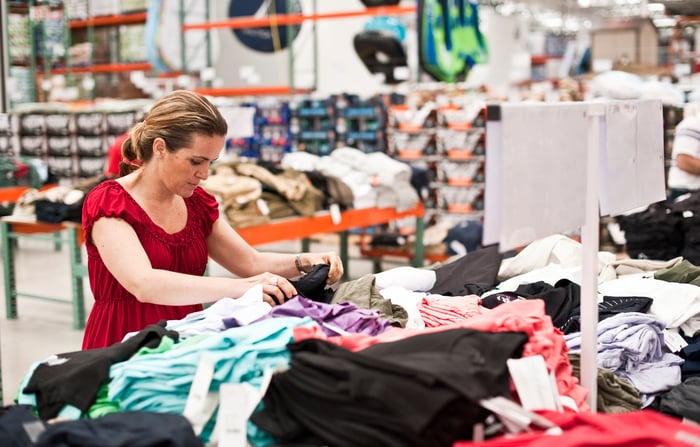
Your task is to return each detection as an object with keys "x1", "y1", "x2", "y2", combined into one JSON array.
[{"x1": 3, "y1": 235, "x2": 700, "y2": 446}]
